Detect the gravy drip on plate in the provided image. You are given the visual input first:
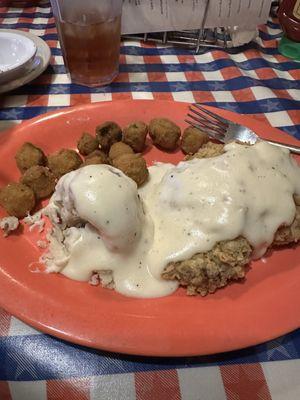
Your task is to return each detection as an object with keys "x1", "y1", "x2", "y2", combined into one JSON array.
[{"x1": 44, "y1": 141, "x2": 300, "y2": 298}]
